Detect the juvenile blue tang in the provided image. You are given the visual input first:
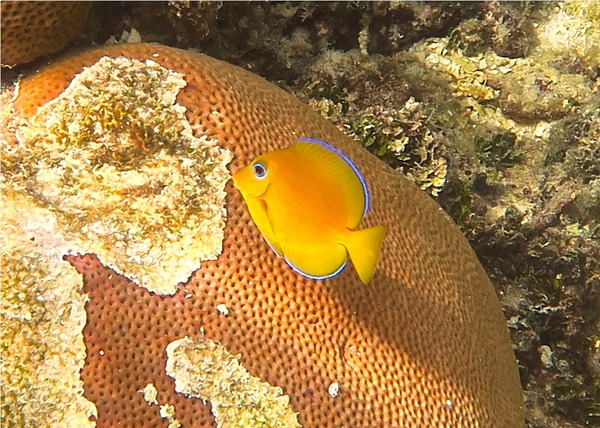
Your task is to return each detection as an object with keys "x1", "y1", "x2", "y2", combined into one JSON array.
[{"x1": 232, "y1": 137, "x2": 386, "y2": 284}]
